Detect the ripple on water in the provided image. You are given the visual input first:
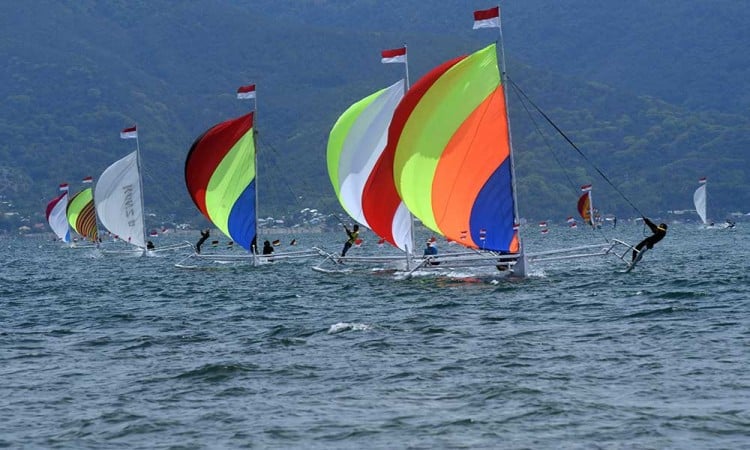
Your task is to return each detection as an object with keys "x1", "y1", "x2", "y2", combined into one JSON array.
[{"x1": 1, "y1": 227, "x2": 749, "y2": 448}]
